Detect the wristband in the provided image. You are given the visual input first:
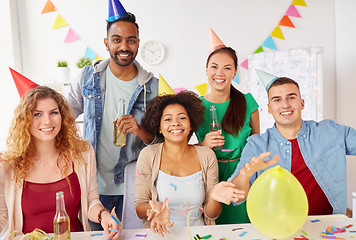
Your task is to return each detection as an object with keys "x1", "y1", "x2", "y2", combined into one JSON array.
[{"x1": 98, "y1": 208, "x2": 110, "y2": 223}]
